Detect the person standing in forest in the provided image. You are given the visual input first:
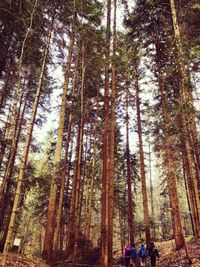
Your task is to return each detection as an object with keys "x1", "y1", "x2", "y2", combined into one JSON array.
[
  {"x1": 148, "y1": 242, "x2": 159, "y2": 267},
  {"x1": 123, "y1": 245, "x2": 131, "y2": 267},
  {"x1": 137, "y1": 244, "x2": 147, "y2": 267},
  {"x1": 130, "y1": 242, "x2": 137, "y2": 267}
]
